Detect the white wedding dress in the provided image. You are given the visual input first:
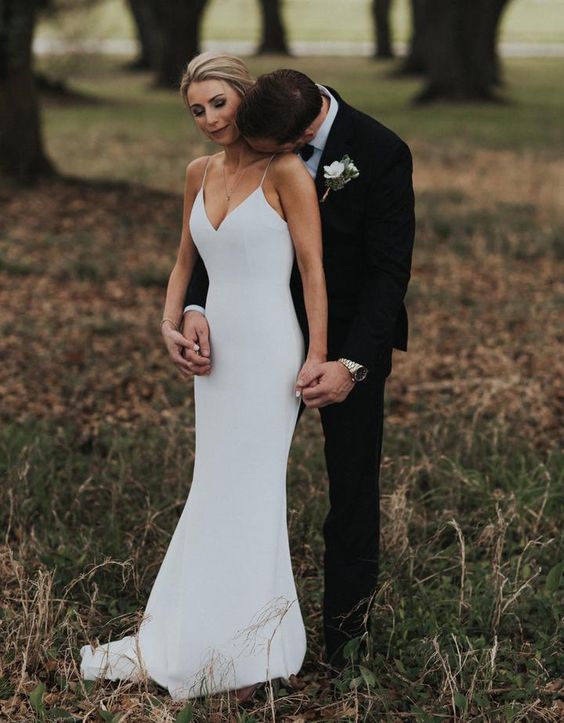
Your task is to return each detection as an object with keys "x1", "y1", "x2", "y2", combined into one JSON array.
[{"x1": 80, "y1": 156, "x2": 307, "y2": 700}]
